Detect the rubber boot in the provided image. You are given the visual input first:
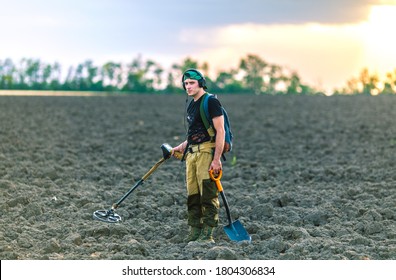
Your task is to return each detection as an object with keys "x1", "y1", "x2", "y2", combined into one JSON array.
[
  {"x1": 197, "y1": 225, "x2": 215, "y2": 243},
  {"x1": 184, "y1": 227, "x2": 202, "y2": 243}
]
